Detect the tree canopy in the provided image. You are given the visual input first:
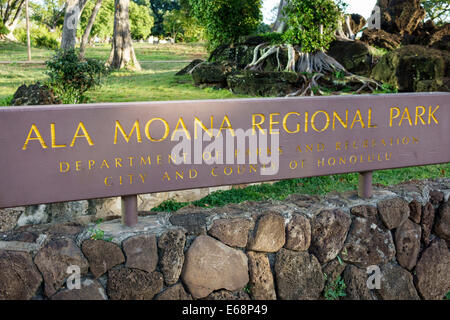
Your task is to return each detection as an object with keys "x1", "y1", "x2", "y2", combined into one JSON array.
[
  {"x1": 421, "y1": 0, "x2": 450, "y2": 25},
  {"x1": 282, "y1": 0, "x2": 341, "y2": 53},
  {"x1": 189, "y1": 0, "x2": 262, "y2": 49}
]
